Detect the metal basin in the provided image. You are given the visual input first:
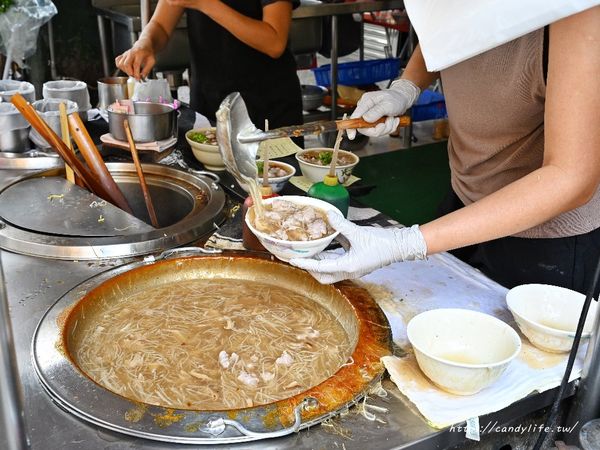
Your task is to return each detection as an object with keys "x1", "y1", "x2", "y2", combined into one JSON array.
[
  {"x1": 0, "y1": 163, "x2": 225, "y2": 260},
  {"x1": 97, "y1": 76, "x2": 129, "y2": 110},
  {"x1": 108, "y1": 102, "x2": 177, "y2": 142},
  {"x1": 301, "y1": 84, "x2": 327, "y2": 111},
  {"x1": 0, "y1": 103, "x2": 30, "y2": 153},
  {"x1": 32, "y1": 252, "x2": 392, "y2": 444}
]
